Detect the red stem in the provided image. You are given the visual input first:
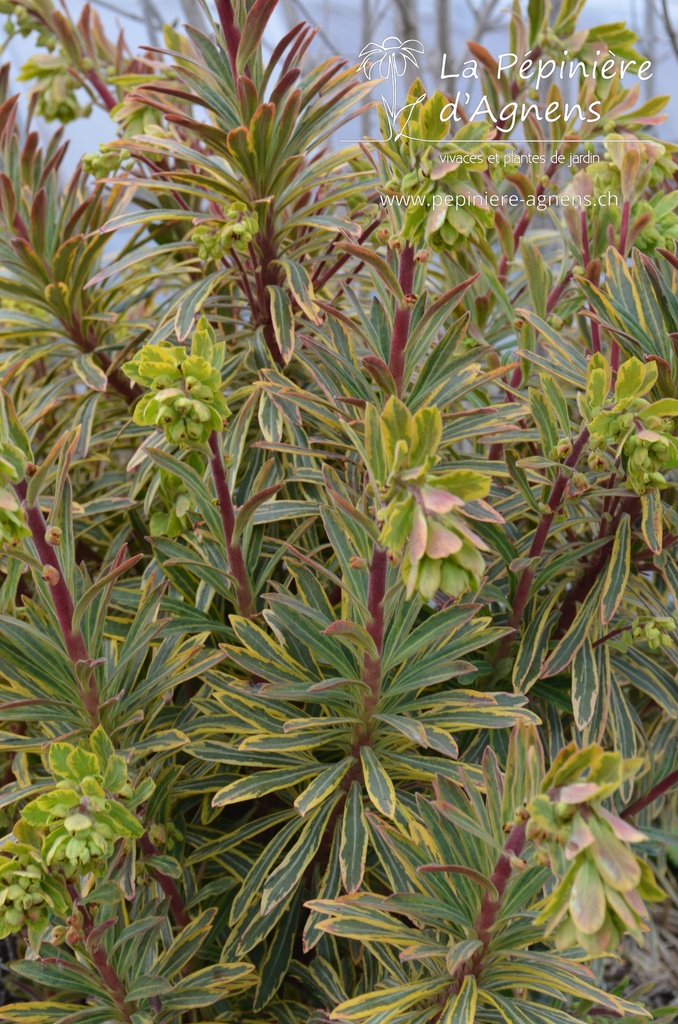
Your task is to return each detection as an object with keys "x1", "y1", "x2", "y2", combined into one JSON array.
[
  {"x1": 473, "y1": 822, "x2": 526, "y2": 955},
  {"x1": 389, "y1": 244, "x2": 416, "y2": 397},
  {"x1": 253, "y1": 210, "x2": 285, "y2": 367},
  {"x1": 70, "y1": 891, "x2": 132, "y2": 1020},
  {"x1": 208, "y1": 432, "x2": 255, "y2": 618},
  {"x1": 497, "y1": 160, "x2": 560, "y2": 283},
  {"x1": 263, "y1": 322, "x2": 285, "y2": 367},
  {"x1": 70, "y1": 319, "x2": 140, "y2": 404},
  {"x1": 429, "y1": 824, "x2": 529, "y2": 1002},
  {"x1": 85, "y1": 70, "x2": 117, "y2": 112},
  {"x1": 135, "y1": 153, "x2": 191, "y2": 211},
  {"x1": 610, "y1": 336, "x2": 621, "y2": 374},
  {"x1": 89, "y1": 942, "x2": 132, "y2": 1020},
  {"x1": 312, "y1": 218, "x2": 381, "y2": 291},
  {"x1": 612, "y1": 202, "x2": 630, "y2": 376},
  {"x1": 546, "y1": 272, "x2": 572, "y2": 314},
  {"x1": 504, "y1": 427, "x2": 590, "y2": 639},
  {"x1": 361, "y1": 545, "x2": 388, "y2": 715},
  {"x1": 619, "y1": 199, "x2": 631, "y2": 257},
  {"x1": 555, "y1": 497, "x2": 634, "y2": 638},
  {"x1": 140, "y1": 833, "x2": 189, "y2": 927},
  {"x1": 580, "y1": 209, "x2": 591, "y2": 268},
  {"x1": 230, "y1": 248, "x2": 257, "y2": 311},
  {"x1": 592, "y1": 627, "x2": 626, "y2": 648},
  {"x1": 622, "y1": 768, "x2": 678, "y2": 819},
  {"x1": 15, "y1": 481, "x2": 99, "y2": 726},
  {"x1": 488, "y1": 362, "x2": 525, "y2": 461}
]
